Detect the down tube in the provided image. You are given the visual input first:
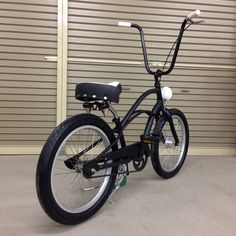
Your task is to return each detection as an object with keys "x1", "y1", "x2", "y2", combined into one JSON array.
[{"x1": 143, "y1": 101, "x2": 162, "y2": 136}]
